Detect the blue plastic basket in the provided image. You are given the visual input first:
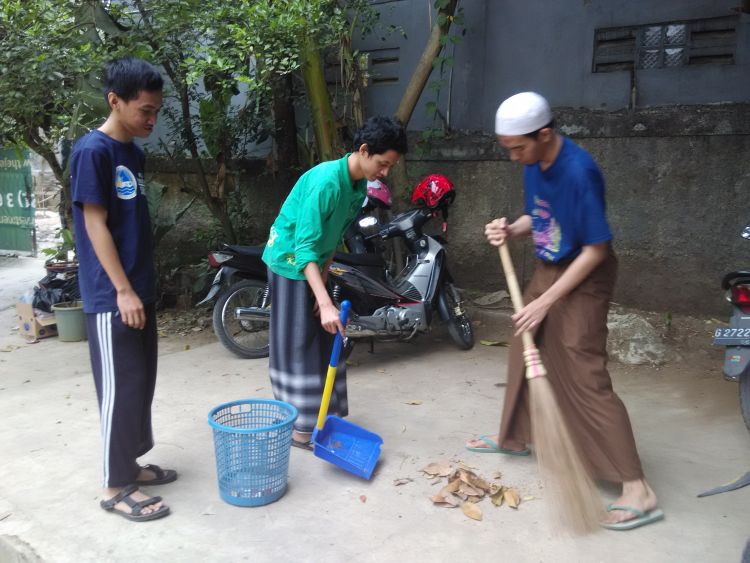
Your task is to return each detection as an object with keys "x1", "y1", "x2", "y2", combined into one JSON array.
[{"x1": 208, "y1": 399, "x2": 298, "y2": 507}]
